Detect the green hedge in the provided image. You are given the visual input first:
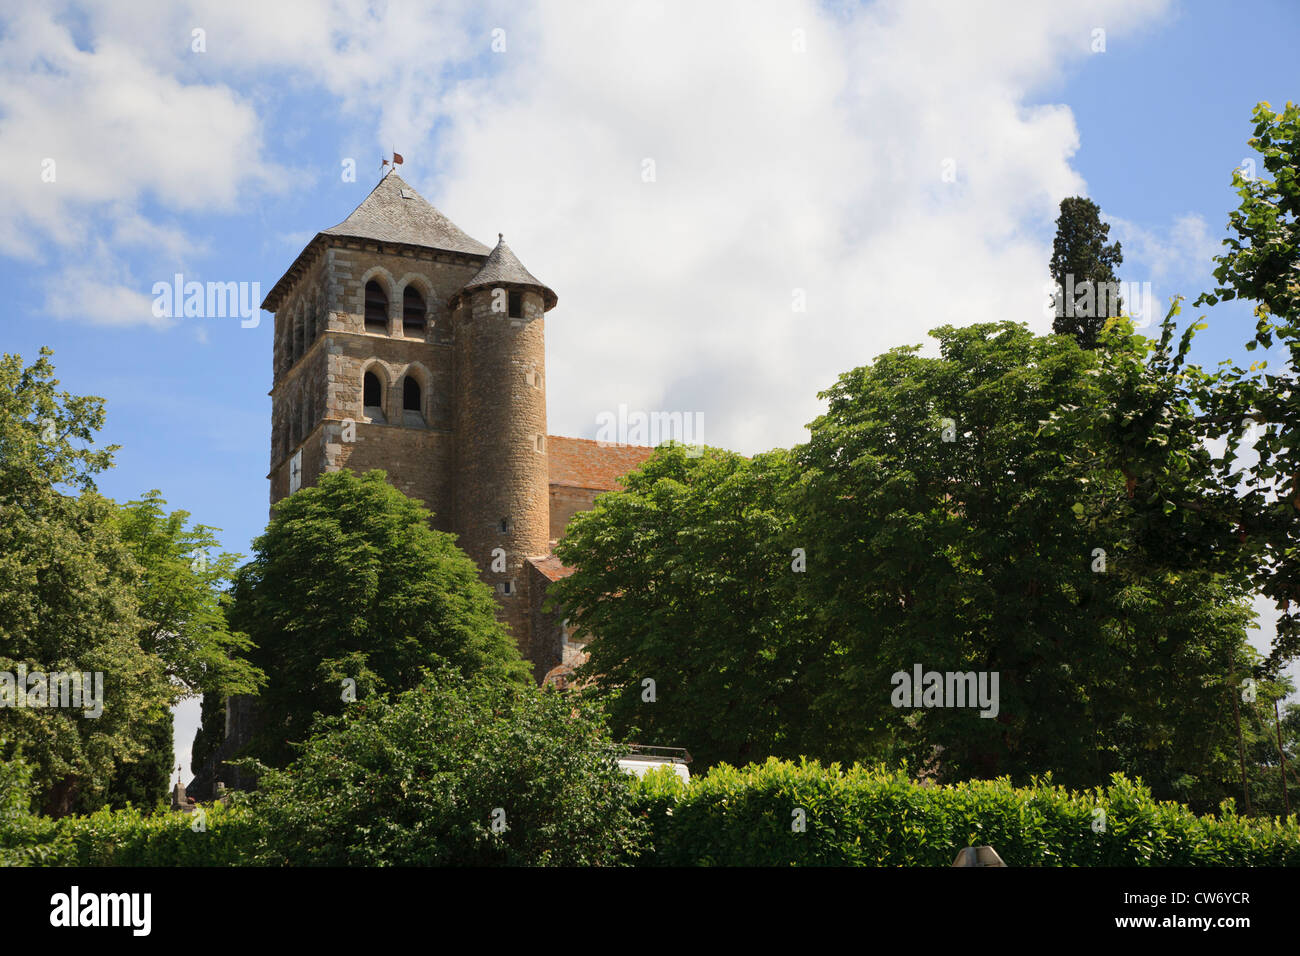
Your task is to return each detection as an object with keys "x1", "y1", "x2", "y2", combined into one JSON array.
[
  {"x1": 41, "y1": 802, "x2": 257, "y2": 867},
  {"x1": 14, "y1": 759, "x2": 1300, "y2": 866},
  {"x1": 629, "y1": 759, "x2": 1300, "y2": 866}
]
